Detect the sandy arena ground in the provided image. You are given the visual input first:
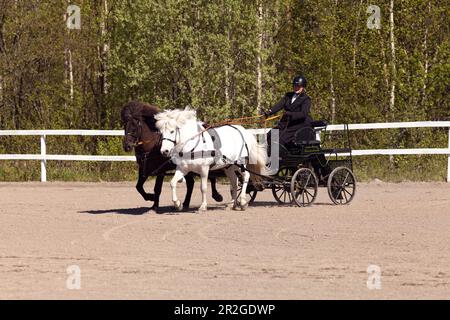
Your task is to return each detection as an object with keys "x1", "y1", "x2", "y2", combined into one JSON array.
[{"x1": 0, "y1": 181, "x2": 449, "y2": 299}]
